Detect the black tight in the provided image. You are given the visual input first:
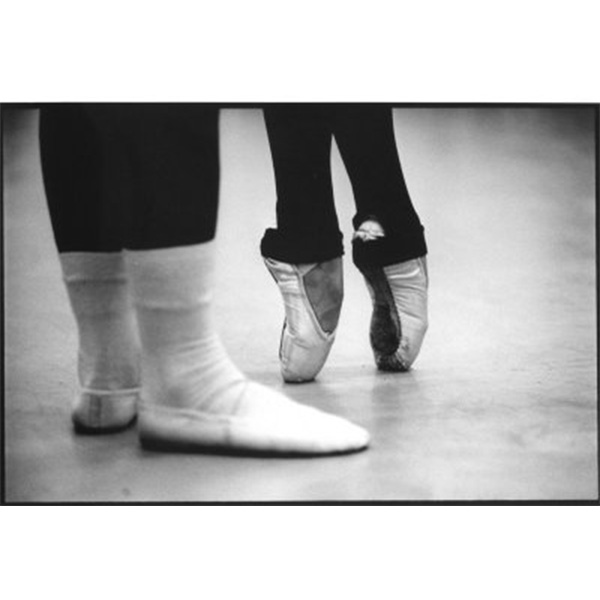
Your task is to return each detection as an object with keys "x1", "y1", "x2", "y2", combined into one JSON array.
[
  {"x1": 261, "y1": 105, "x2": 427, "y2": 266},
  {"x1": 39, "y1": 104, "x2": 220, "y2": 252}
]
